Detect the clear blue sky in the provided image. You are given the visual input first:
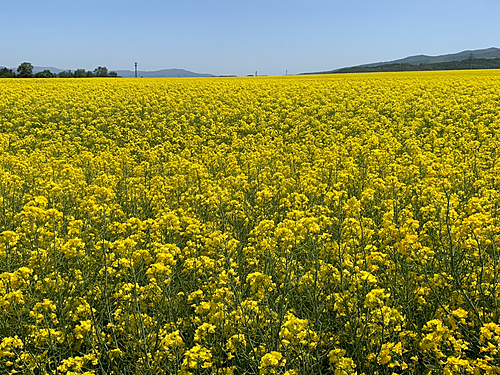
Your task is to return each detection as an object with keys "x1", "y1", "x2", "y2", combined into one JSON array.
[{"x1": 2, "y1": 0, "x2": 499, "y2": 76}]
